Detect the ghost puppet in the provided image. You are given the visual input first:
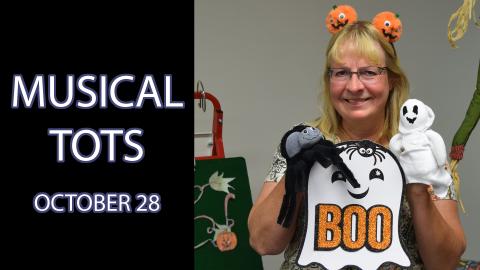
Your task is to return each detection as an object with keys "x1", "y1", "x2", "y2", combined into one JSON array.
[{"x1": 389, "y1": 99, "x2": 452, "y2": 197}]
